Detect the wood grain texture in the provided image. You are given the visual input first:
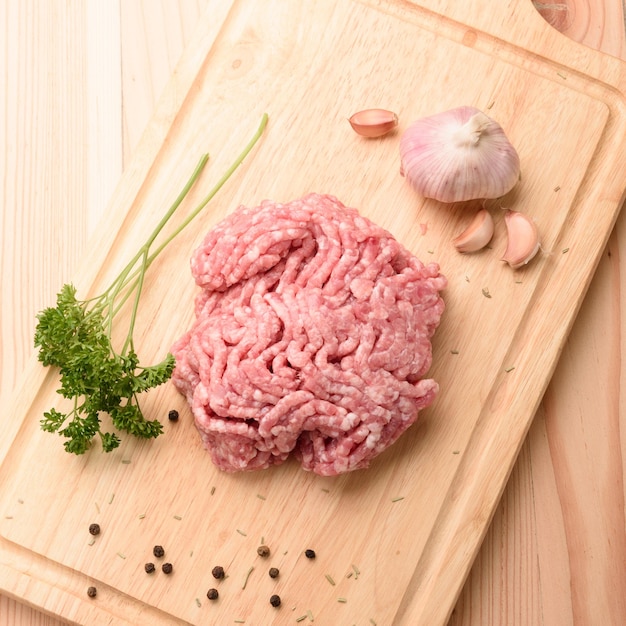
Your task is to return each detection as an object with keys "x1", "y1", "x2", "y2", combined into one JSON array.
[
  {"x1": 0, "y1": 1, "x2": 207, "y2": 624},
  {"x1": 453, "y1": 1, "x2": 626, "y2": 625},
  {"x1": 1, "y1": 0, "x2": 625, "y2": 624}
]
